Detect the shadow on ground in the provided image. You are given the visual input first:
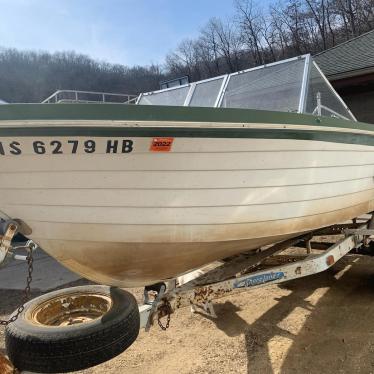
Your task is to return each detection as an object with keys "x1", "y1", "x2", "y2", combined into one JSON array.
[
  {"x1": 0, "y1": 278, "x2": 92, "y2": 316},
  {"x1": 206, "y1": 255, "x2": 374, "y2": 373}
]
